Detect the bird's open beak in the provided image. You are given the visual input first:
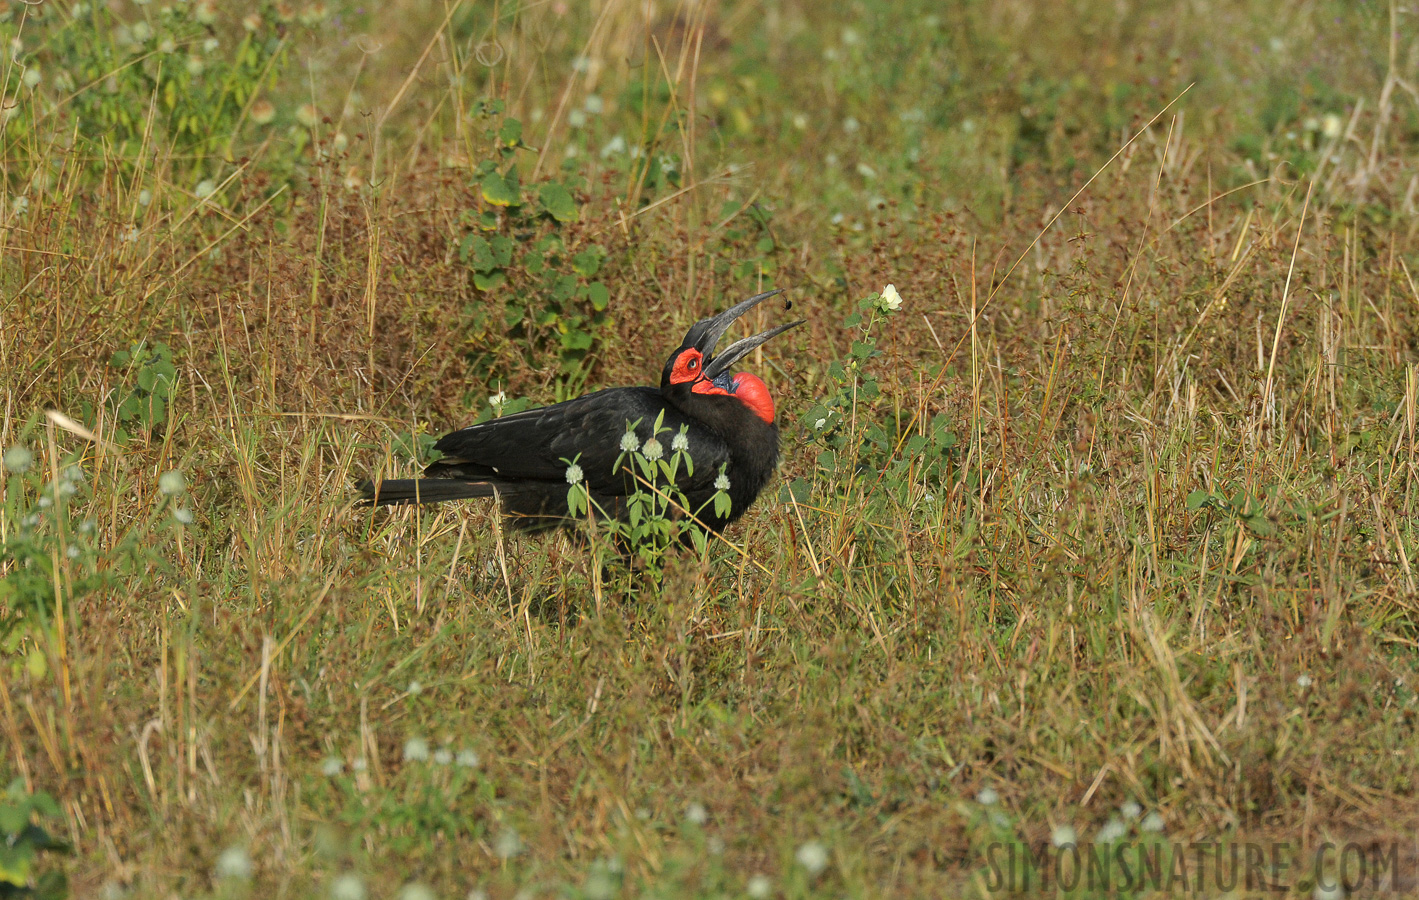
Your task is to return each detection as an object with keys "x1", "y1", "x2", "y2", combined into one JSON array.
[{"x1": 691, "y1": 289, "x2": 805, "y2": 379}]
